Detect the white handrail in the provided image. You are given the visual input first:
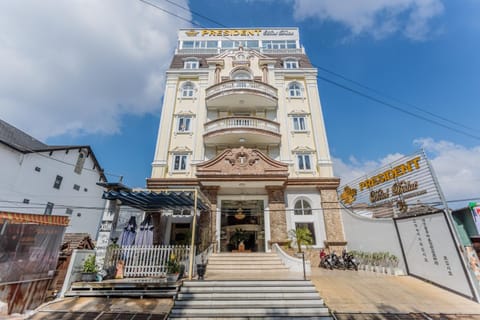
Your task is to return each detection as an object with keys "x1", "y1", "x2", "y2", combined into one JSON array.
[{"x1": 272, "y1": 243, "x2": 311, "y2": 275}]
